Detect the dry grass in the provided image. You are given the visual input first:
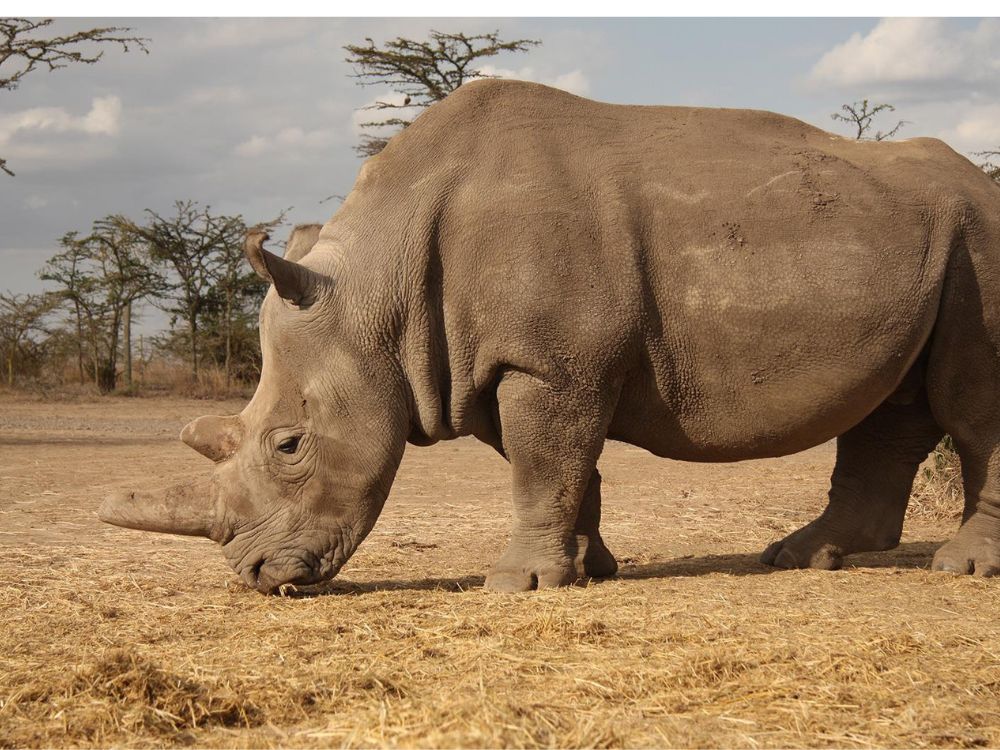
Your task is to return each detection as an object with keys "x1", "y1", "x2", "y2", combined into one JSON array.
[
  {"x1": 5, "y1": 360, "x2": 255, "y2": 401},
  {"x1": 135, "y1": 361, "x2": 256, "y2": 400},
  {"x1": 909, "y1": 440, "x2": 964, "y2": 521},
  {"x1": 3, "y1": 547, "x2": 1000, "y2": 748},
  {"x1": 2, "y1": 396, "x2": 998, "y2": 748}
]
